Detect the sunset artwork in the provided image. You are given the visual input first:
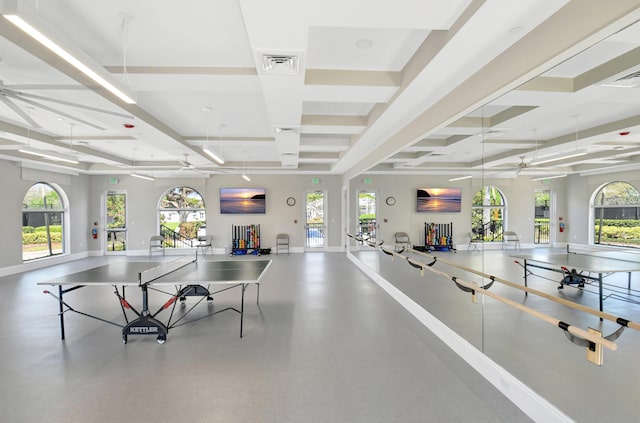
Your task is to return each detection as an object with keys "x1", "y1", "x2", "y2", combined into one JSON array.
[
  {"x1": 416, "y1": 188, "x2": 461, "y2": 212},
  {"x1": 220, "y1": 188, "x2": 266, "y2": 214}
]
